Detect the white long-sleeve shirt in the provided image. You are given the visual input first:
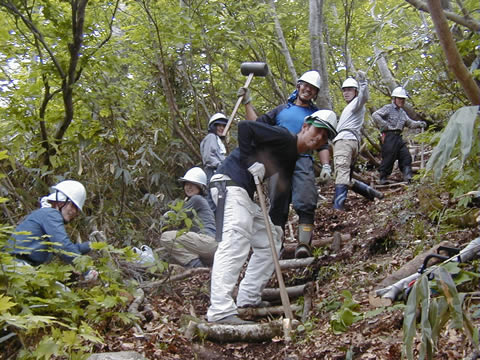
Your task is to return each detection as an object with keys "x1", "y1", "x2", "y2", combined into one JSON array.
[{"x1": 333, "y1": 79, "x2": 369, "y2": 143}]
